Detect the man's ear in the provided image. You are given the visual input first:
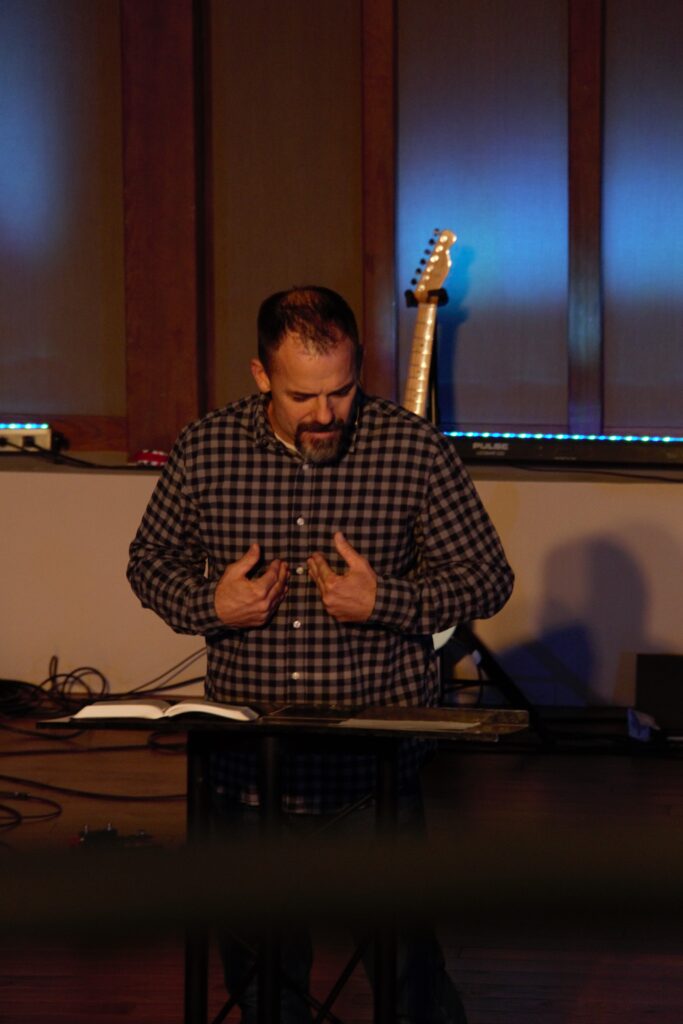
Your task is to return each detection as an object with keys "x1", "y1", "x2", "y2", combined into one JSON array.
[{"x1": 250, "y1": 358, "x2": 271, "y2": 394}]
